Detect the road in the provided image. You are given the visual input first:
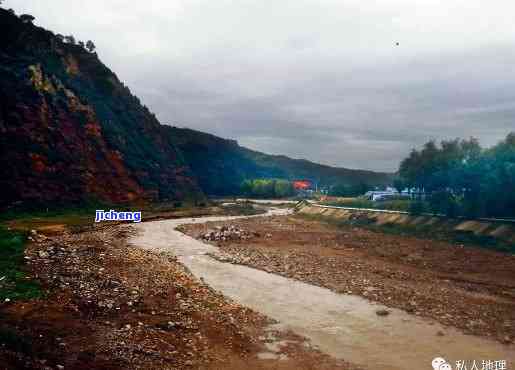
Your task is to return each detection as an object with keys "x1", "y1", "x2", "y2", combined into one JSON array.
[{"x1": 130, "y1": 209, "x2": 515, "y2": 370}]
